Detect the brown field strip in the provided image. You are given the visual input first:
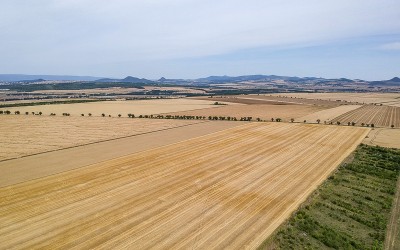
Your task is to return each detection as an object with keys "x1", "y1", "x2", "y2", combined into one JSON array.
[
  {"x1": 331, "y1": 105, "x2": 400, "y2": 127},
  {"x1": 0, "y1": 123, "x2": 368, "y2": 249},
  {"x1": 0, "y1": 116, "x2": 203, "y2": 161},
  {"x1": 194, "y1": 95, "x2": 342, "y2": 107}
]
